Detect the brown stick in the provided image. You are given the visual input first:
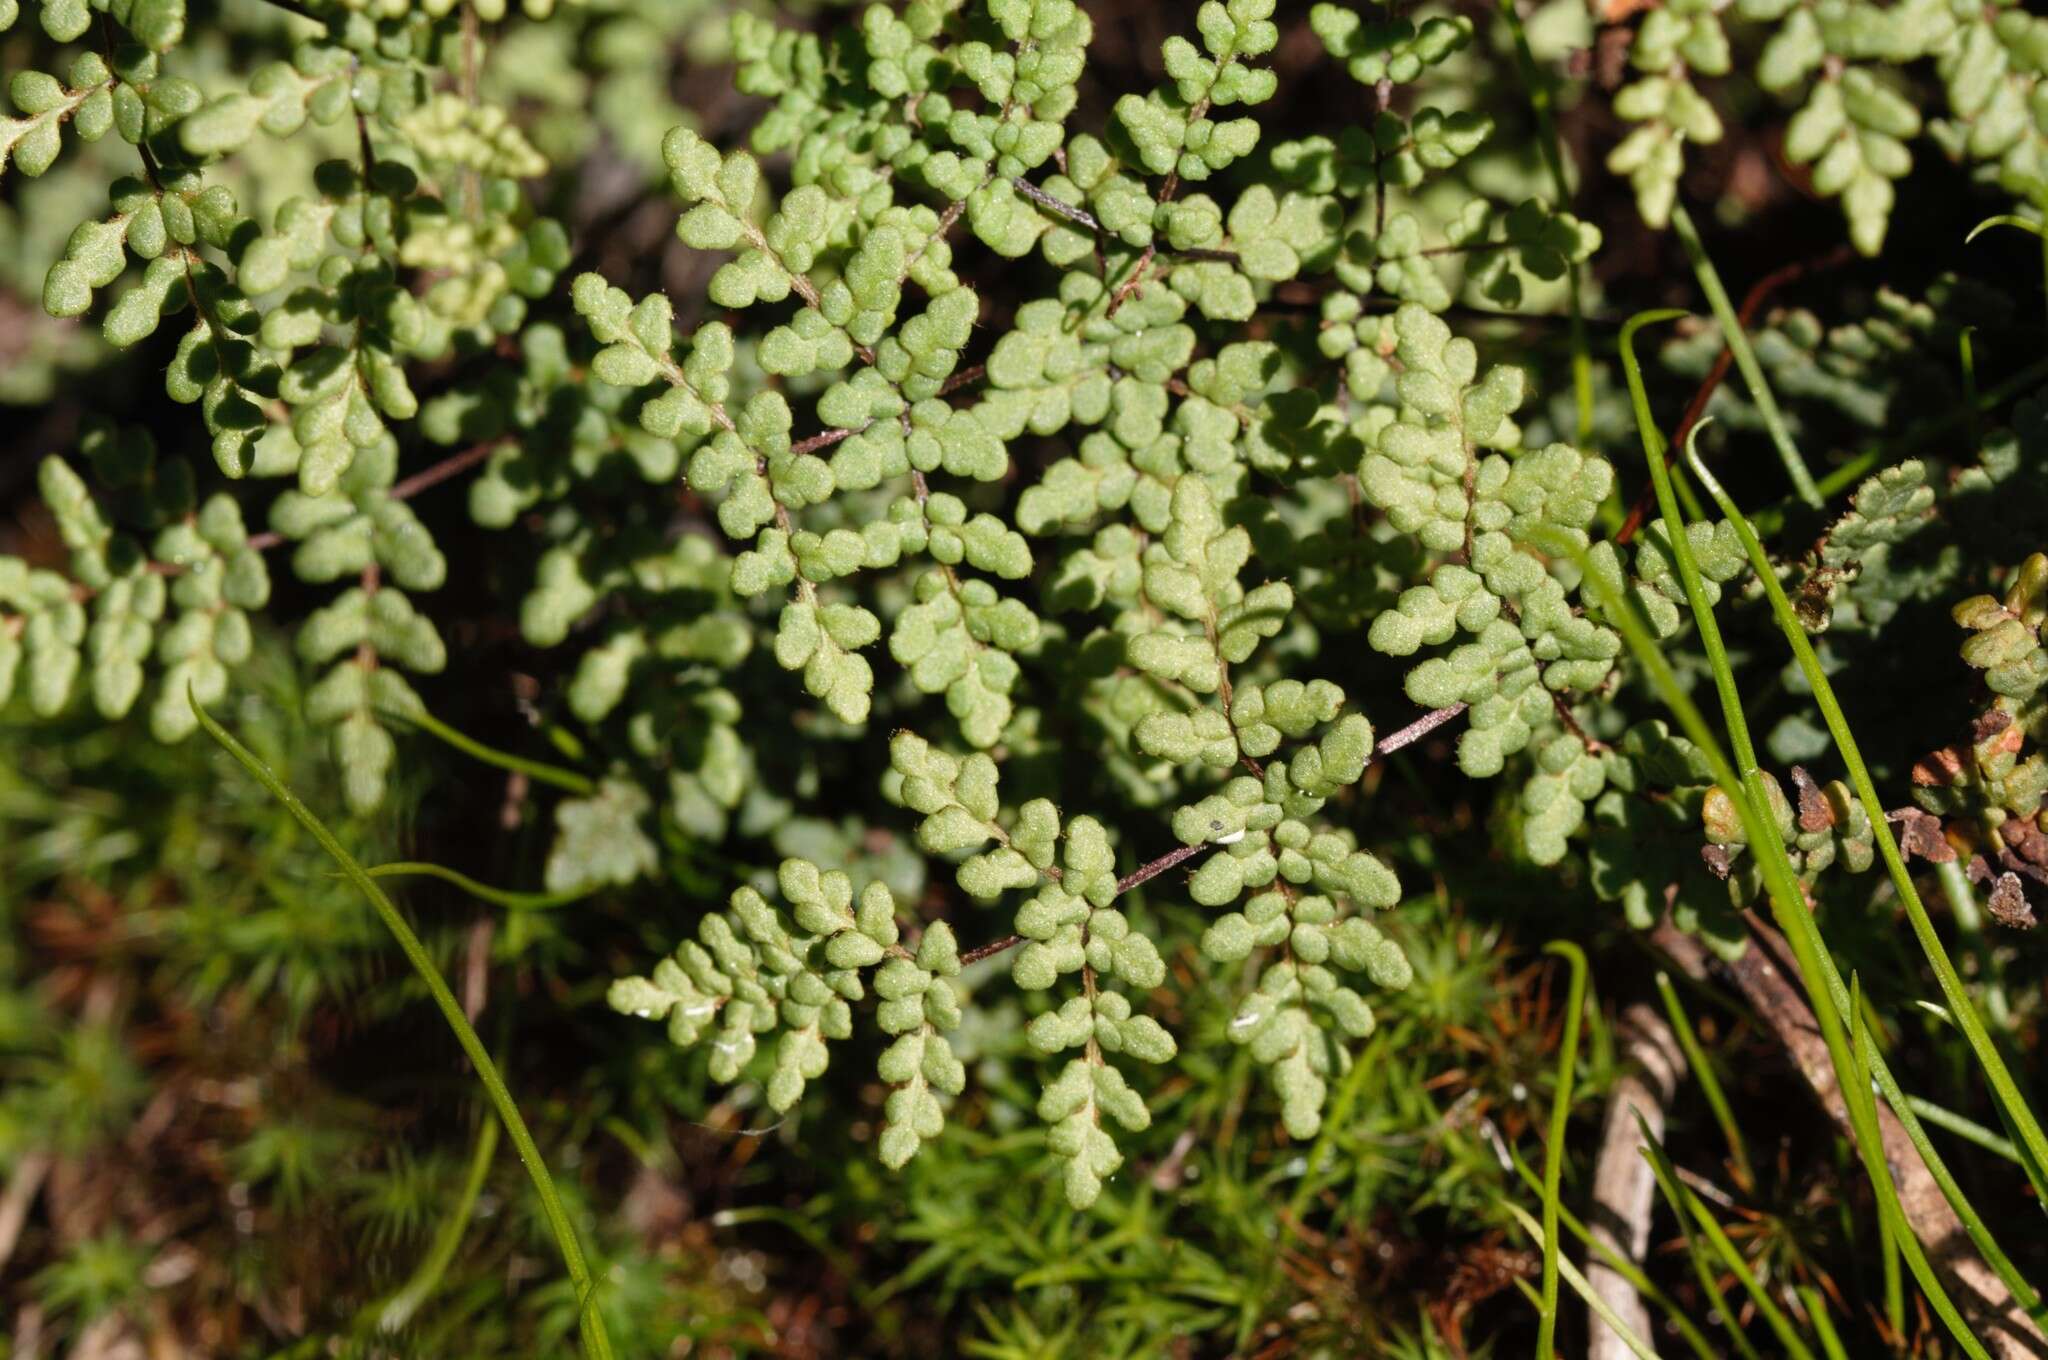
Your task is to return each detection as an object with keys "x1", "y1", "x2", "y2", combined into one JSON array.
[
  {"x1": 1655, "y1": 915, "x2": 2048, "y2": 1359},
  {"x1": 461, "y1": 917, "x2": 494, "y2": 1021},
  {"x1": 1586, "y1": 1004, "x2": 1688, "y2": 1360}
]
